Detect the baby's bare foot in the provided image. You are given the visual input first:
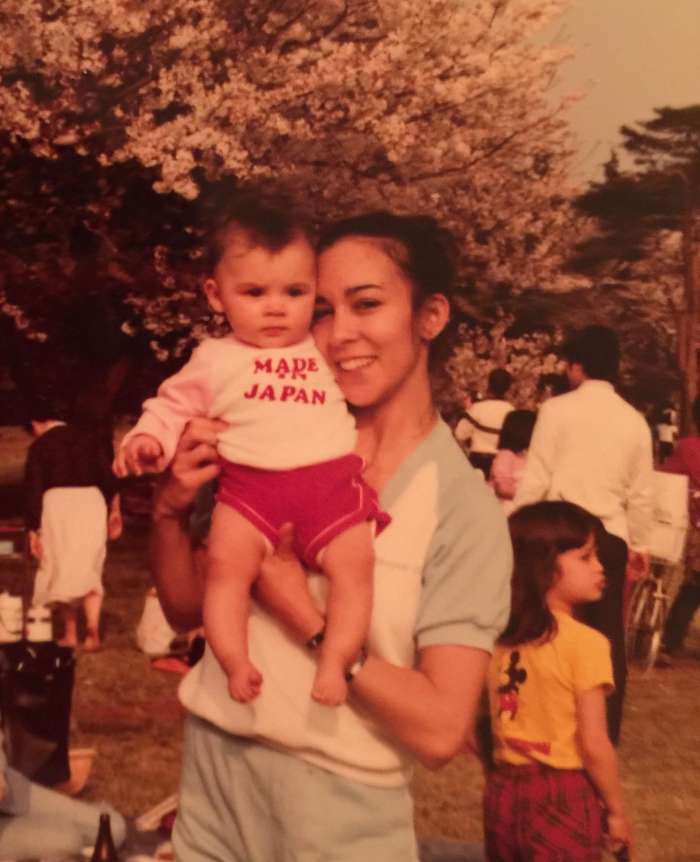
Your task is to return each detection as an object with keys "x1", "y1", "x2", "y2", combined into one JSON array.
[
  {"x1": 228, "y1": 662, "x2": 263, "y2": 702},
  {"x1": 311, "y1": 667, "x2": 348, "y2": 706}
]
